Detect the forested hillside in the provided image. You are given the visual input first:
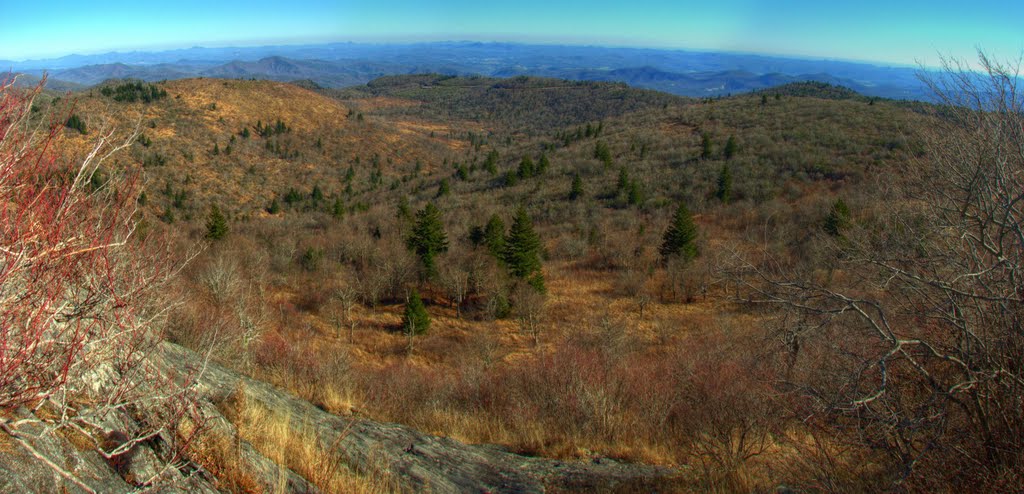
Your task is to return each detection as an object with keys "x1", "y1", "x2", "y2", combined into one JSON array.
[{"x1": 14, "y1": 62, "x2": 1022, "y2": 492}]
